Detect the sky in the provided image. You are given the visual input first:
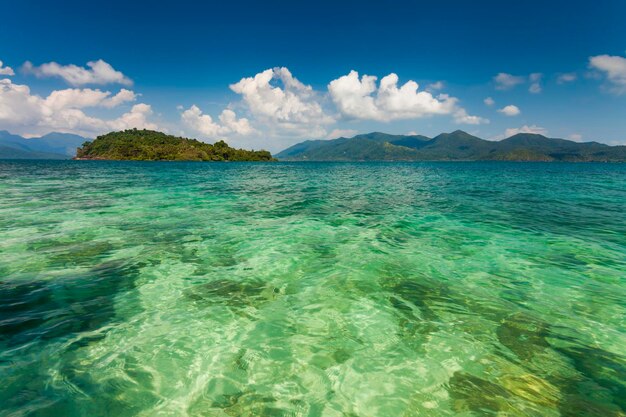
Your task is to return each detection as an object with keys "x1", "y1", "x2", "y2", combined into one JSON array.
[{"x1": 1, "y1": 0, "x2": 626, "y2": 151}]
